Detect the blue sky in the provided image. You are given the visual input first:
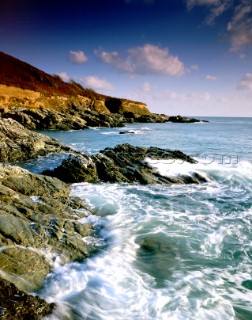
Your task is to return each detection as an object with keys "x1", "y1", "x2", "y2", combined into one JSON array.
[{"x1": 1, "y1": 0, "x2": 252, "y2": 116}]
